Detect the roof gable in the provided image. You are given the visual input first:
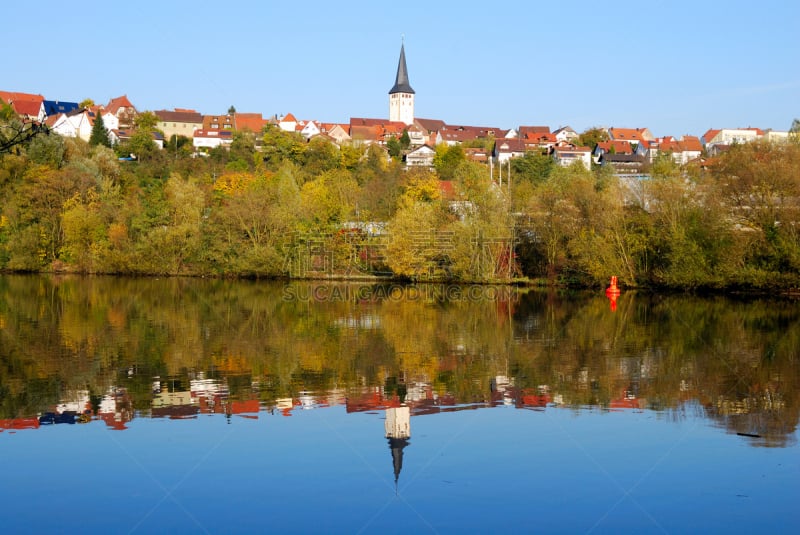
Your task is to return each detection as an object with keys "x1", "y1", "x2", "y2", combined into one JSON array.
[{"x1": 106, "y1": 95, "x2": 134, "y2": 114}]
